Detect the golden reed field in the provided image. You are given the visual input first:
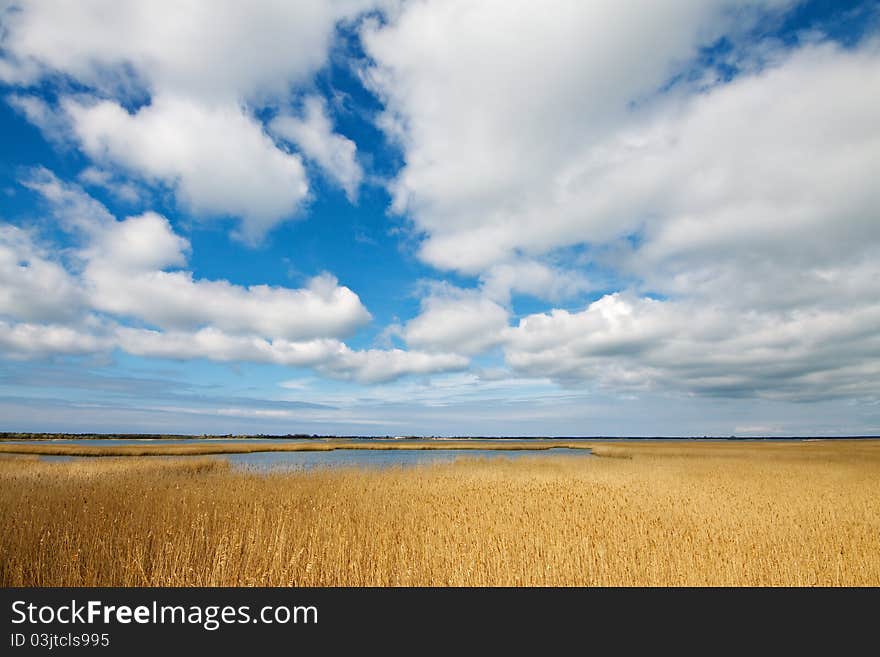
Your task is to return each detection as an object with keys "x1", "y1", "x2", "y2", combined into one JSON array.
[{"x1": 1, "y1": 440, "x2": 878, "y2": 586}]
